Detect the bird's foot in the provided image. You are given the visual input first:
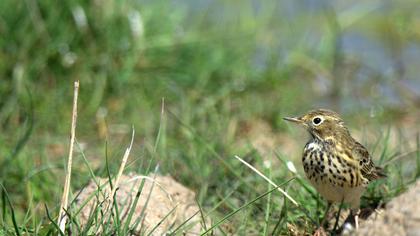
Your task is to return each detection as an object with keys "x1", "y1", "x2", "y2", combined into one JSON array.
[
  {"x1": 339, "y1": 209, "x2": 360, "y2": 234},
  {"x1": 345, "y1": 209, "x2": 360, "y2": 229},
  {"x1": 313, "y1": 227, "x2": 327, "y2": 236}
]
